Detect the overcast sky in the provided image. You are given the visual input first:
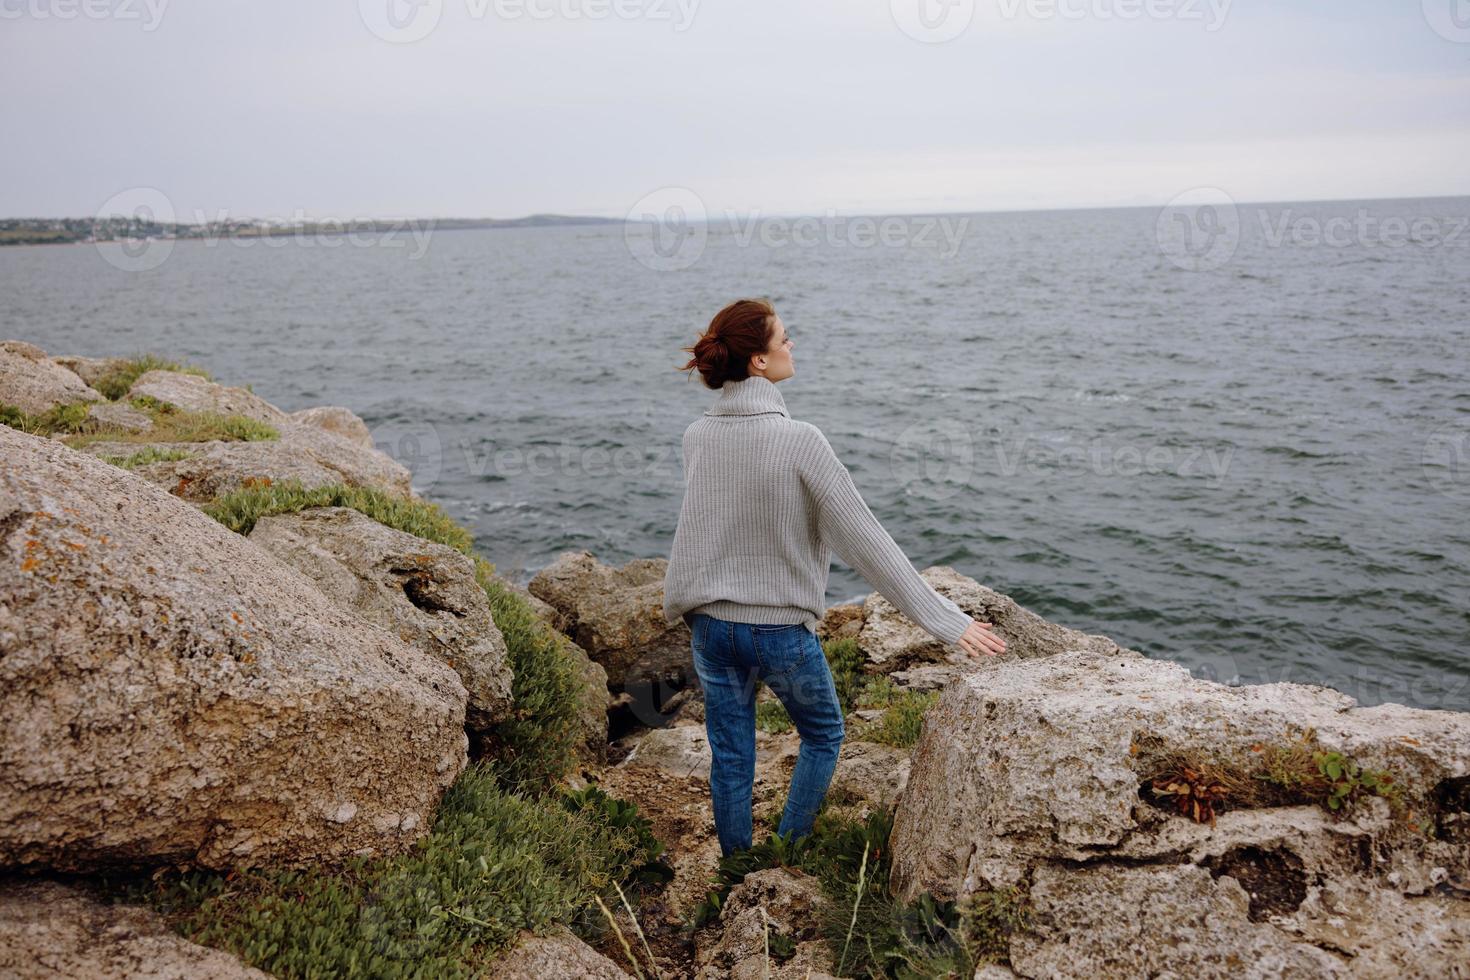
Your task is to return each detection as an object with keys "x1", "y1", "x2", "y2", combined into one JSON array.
[{"x1": 4, "y1": 0, "x2": 1469, "y2": 219}]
